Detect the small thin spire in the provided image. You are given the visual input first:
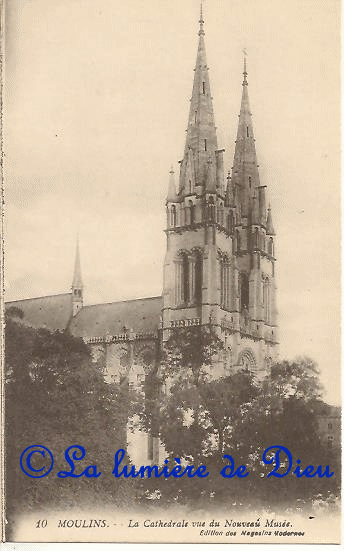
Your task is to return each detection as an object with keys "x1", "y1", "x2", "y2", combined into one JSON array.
[
  {"x1": 167, "y1": 165, "x2": 177, "y2": 202},
  {"x1": 199, "y1": 3, "x2": 205, "y2": 36},
  {"x1": 266, "y1": 204, "x2": 275, "y2": 235},
  {"x1": 243, "y1": 49, "x2": 248, "y2": 86},
  {"x1": 225, "y1": 171, "x2": 234, "y2": 206},
  {"x1": 252, "y1": 188, "x2": 259, "y2": 225},
  {"x1": 72, "y1": 235, "x2": 83, "y2": 289}
]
